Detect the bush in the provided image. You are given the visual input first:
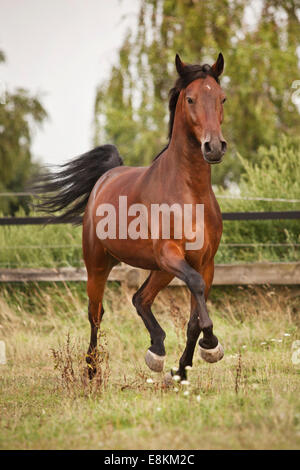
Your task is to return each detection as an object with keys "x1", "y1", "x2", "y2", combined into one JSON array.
[{"x1": 216, "y1": 136, "x2": 300, "y2": 263}]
